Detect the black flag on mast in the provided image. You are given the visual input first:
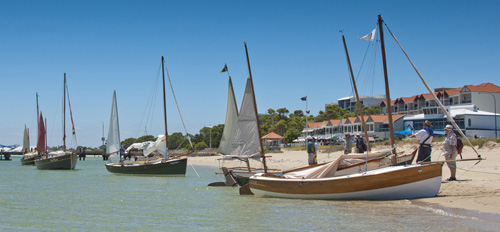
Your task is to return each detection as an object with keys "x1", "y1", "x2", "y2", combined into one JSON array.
[
  {"x1": 301, "y1": 96, "x2": 307, "y2": 101},
  {"x1": 220, "y1": 64, "x2": 228, "y2": 73}
]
